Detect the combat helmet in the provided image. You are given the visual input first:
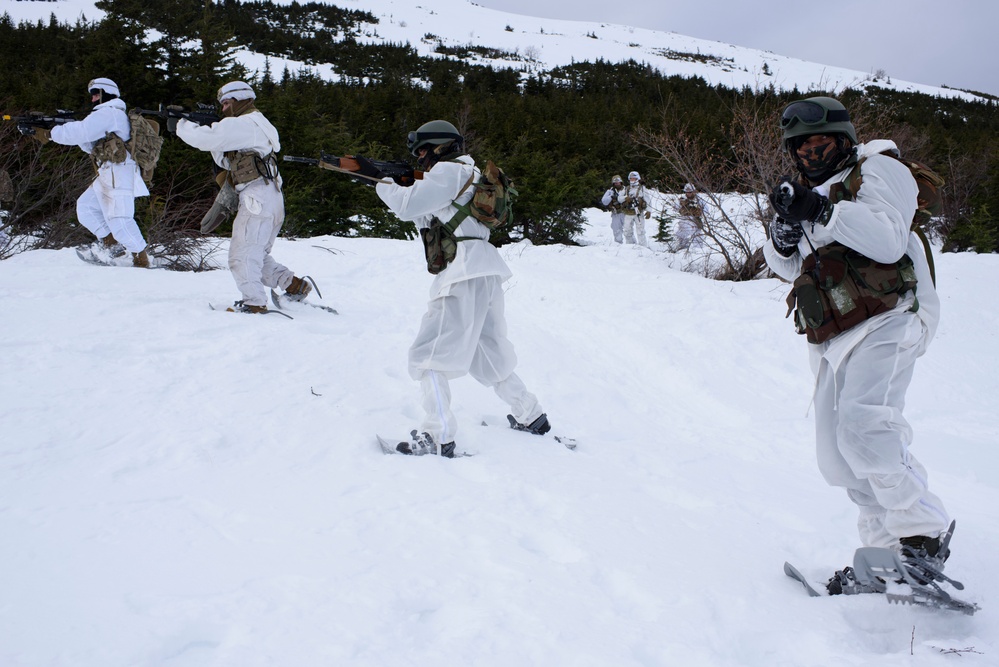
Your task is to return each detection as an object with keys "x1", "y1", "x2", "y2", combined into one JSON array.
[
  {"x1": 407, "y1": 120, "x2": 463, "y2": 169},
  {"x1": 87, "y1": 77, "x2": 120, "y2": 104},
  {"x1": 408, "y1": 120, "x2": 463, "y2": 156},
  {"x1": 780, "y1": 96, "x2": 858, "y2": 148}
]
